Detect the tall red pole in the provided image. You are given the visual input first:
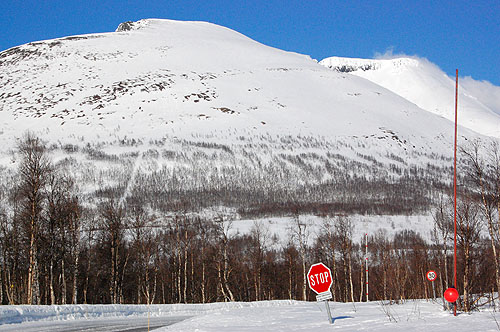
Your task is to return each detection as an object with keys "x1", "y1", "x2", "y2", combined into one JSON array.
[
  {"x1": 365, "y1": 233, "x2": 369, "y2": 301},
  {"x1": 453, "y1": 69, "x2": 458, "y2": 317}
]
